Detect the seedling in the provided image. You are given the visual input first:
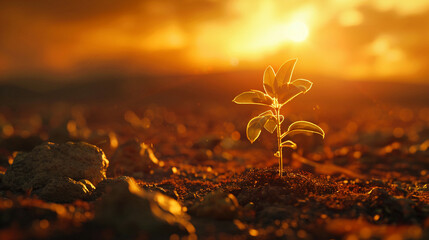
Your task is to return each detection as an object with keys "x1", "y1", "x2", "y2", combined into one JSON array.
[{"x1": 233, "y1": 59, "x2": 324, "y2": 177}]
